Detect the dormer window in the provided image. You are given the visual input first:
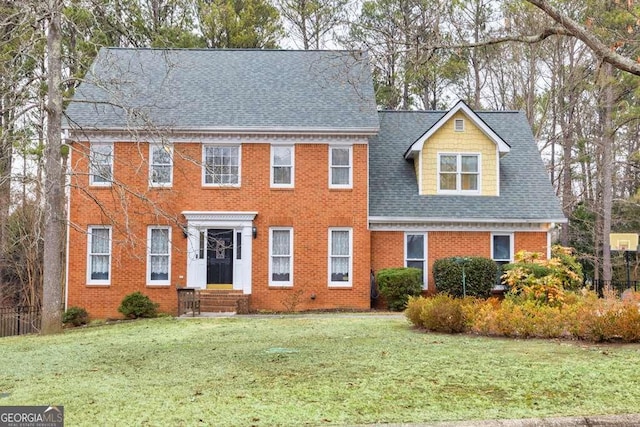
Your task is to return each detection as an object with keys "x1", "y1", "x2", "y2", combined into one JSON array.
[
  {"x1": 454, "y1": 118, "x2": 465, "y2": 132},
  {"x1": 438, "y1": 153, "x2": 480, "y2": 193}
]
